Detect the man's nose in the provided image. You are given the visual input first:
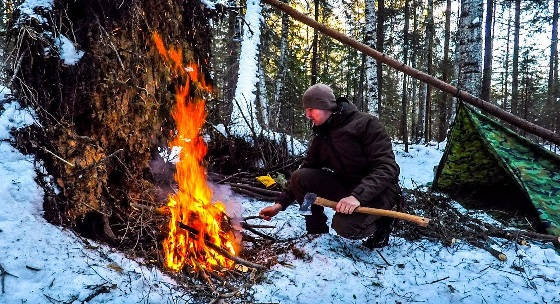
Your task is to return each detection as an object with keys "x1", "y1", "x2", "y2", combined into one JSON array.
[{"x1": 305, "y1": 109, "x2": 312, "y2": 119}]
